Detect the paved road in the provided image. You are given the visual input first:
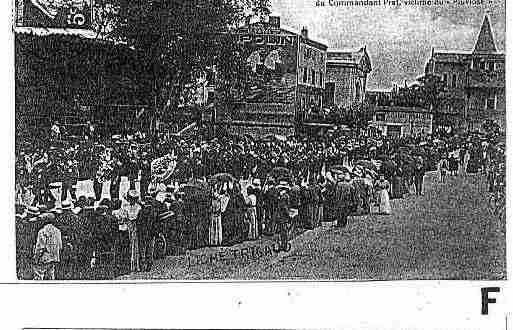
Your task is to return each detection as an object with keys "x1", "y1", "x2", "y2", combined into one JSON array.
[{"x1": 125, "y1": 172, "x2": 506, "y2": 281}]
